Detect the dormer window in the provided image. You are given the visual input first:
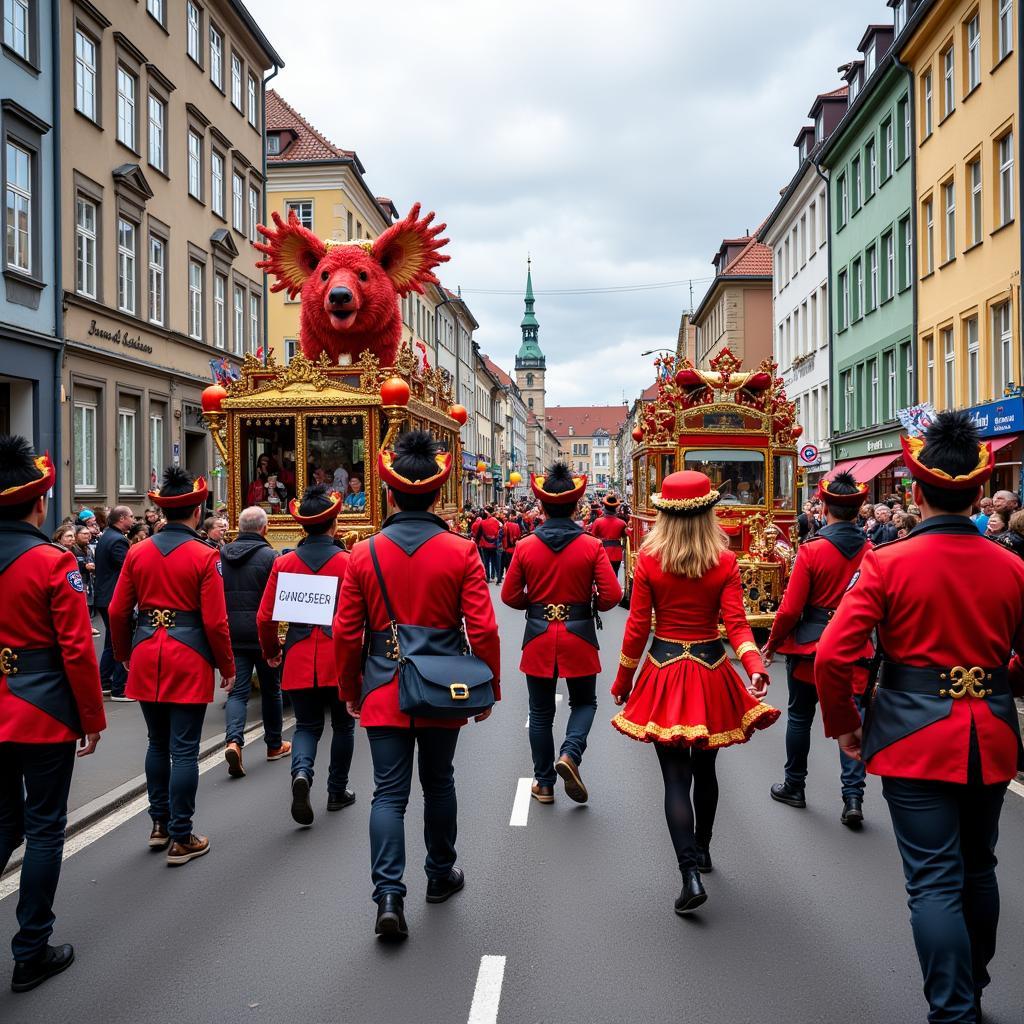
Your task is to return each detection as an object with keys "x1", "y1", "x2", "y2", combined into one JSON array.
[
  {"x1": 850, "y1": 75, "x2": 861, "y2": 102},
  {"x1": 814, "y1": 113, "x2": 823, "y2": 142},
  {"x1": 864, "y1": 44, "x2": 876, "y2": 77},
  {"x1": 894, "y1": 0, "x2": 907, "y2": 34},
  {"x1": 266, "y1": 133, "x2": 281, "y2": 155}
]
